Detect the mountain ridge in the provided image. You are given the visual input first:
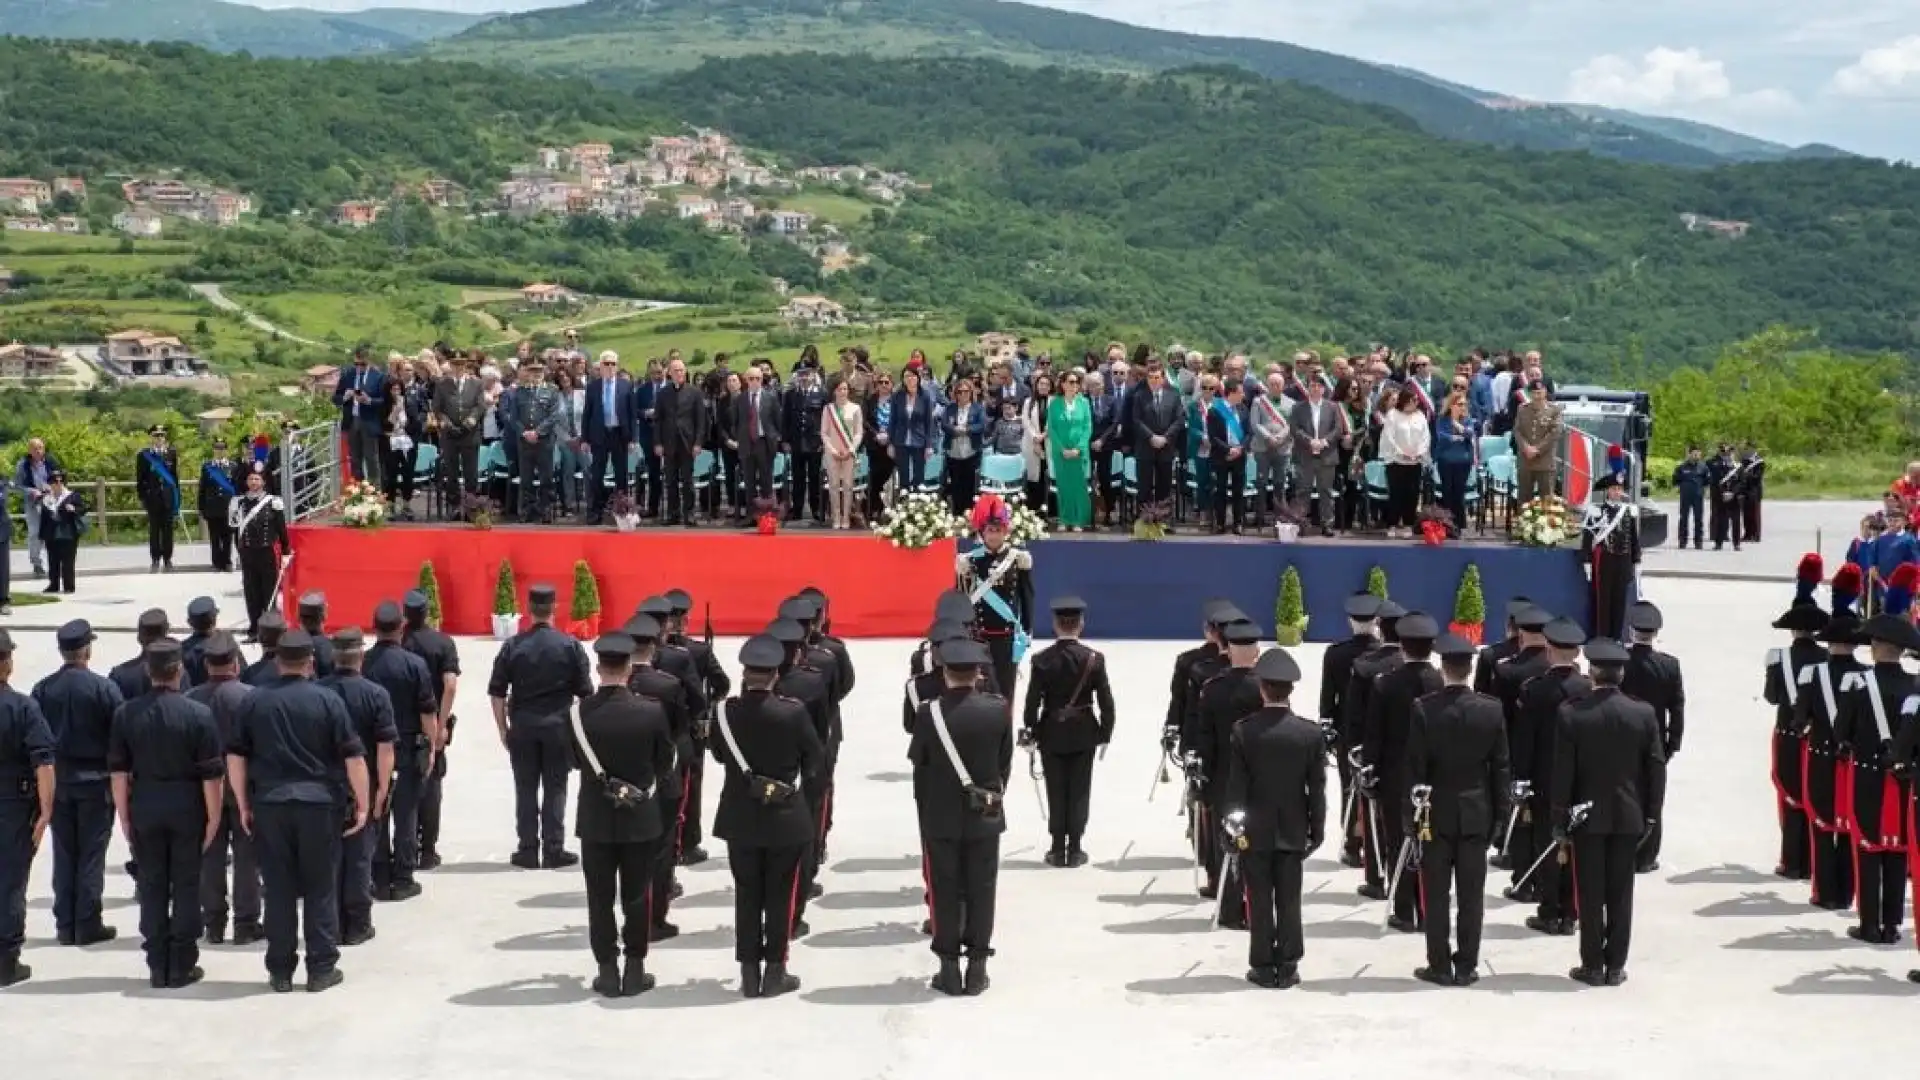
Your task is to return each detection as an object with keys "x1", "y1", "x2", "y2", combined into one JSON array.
[{"x1": 0, "y1": 0, "x2": 484, "y2": 56}]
